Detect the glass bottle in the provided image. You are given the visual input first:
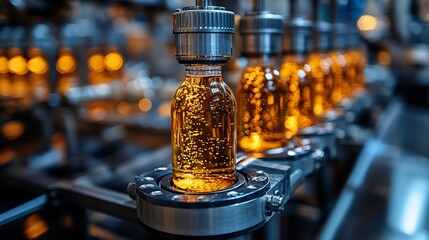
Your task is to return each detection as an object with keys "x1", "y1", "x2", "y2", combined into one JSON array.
[
  {"x1": 345, "y1": 48, "x2": 366, "y2": 93},
  {"x1": 237, "y1": 57, "x2": 287, "y2": 153},
  {"x1": 307, "y1": 52, "x2": 334, "y2": 111},
  {"x1": 27, "y1": 47, "x2": 50, "y2": 102},
  {"x1": 8, "y1": 47, "x2": 30, "y2": 106},
  {"x1": 56, "y1": 47, "x2": 78, "y2": 96},
  {"x1": 171, "y1": 0, "x2": 236, "y2": 192},
  {"x1": 0, "y1": 49, "x2": 10, "y2": 100},
  {"x1": 327, "y1": 50, "x2": 347, "y2": 104},
  {"x1": 281, "y1": 54, "x2": 318, "y2": 138},
  {"x1": 171, "y1": 64, "x2": 236, "y2": 192}
]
